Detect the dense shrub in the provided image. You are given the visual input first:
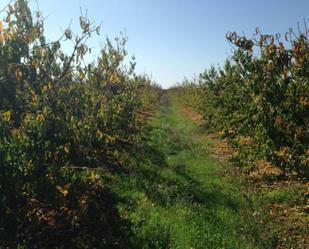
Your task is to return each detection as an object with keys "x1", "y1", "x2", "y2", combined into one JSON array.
[
  {"x1": 0, "y1": 0, "x2": 157, "y2": 247},
  {"x1": 182, "y1": 27, "x2": 309, "y2": 178}
]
